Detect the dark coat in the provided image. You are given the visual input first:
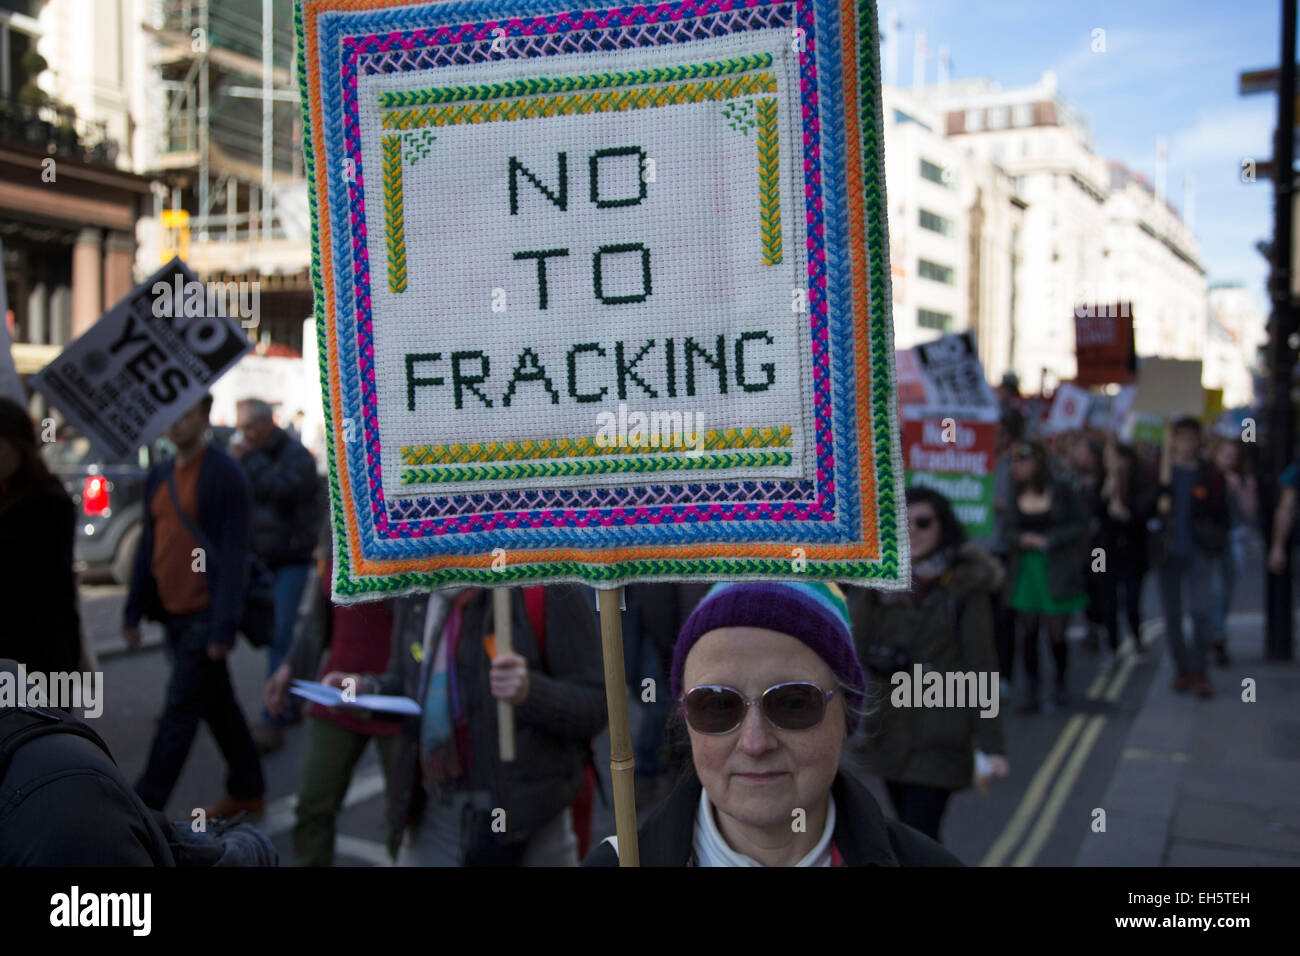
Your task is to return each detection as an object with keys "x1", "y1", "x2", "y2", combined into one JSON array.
[
  {"x1": 848, "y1": 544, "x2": 1007, "y2": 791},
  {"x1": 0, "y1": 477, "x2": 82, "y2": 673},
  {"x1": 369, "y1": 585, "x2": 606, "y2": 860},
  {"x1": 582, "y1": 767, "x2": 961, "y2": 866},
  {"x1": 240, "y1": 427, "x2": 322, "y2": 569},
  {"x1": 1098, "y1": 471, "x2": 1154, "y2": 574},
  {"x1": 124, "y1": 444, "x2": 252, "y2": 648},
  {"x1": 997, "y1": 478, "x2": 1089, "y2": 601},
  {"x1": 1153, "y1": 457, "x2": 1231, "y2": 560},
  {"x1": 0, "y1": 661, "x2": 173, "y2": 866}
]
